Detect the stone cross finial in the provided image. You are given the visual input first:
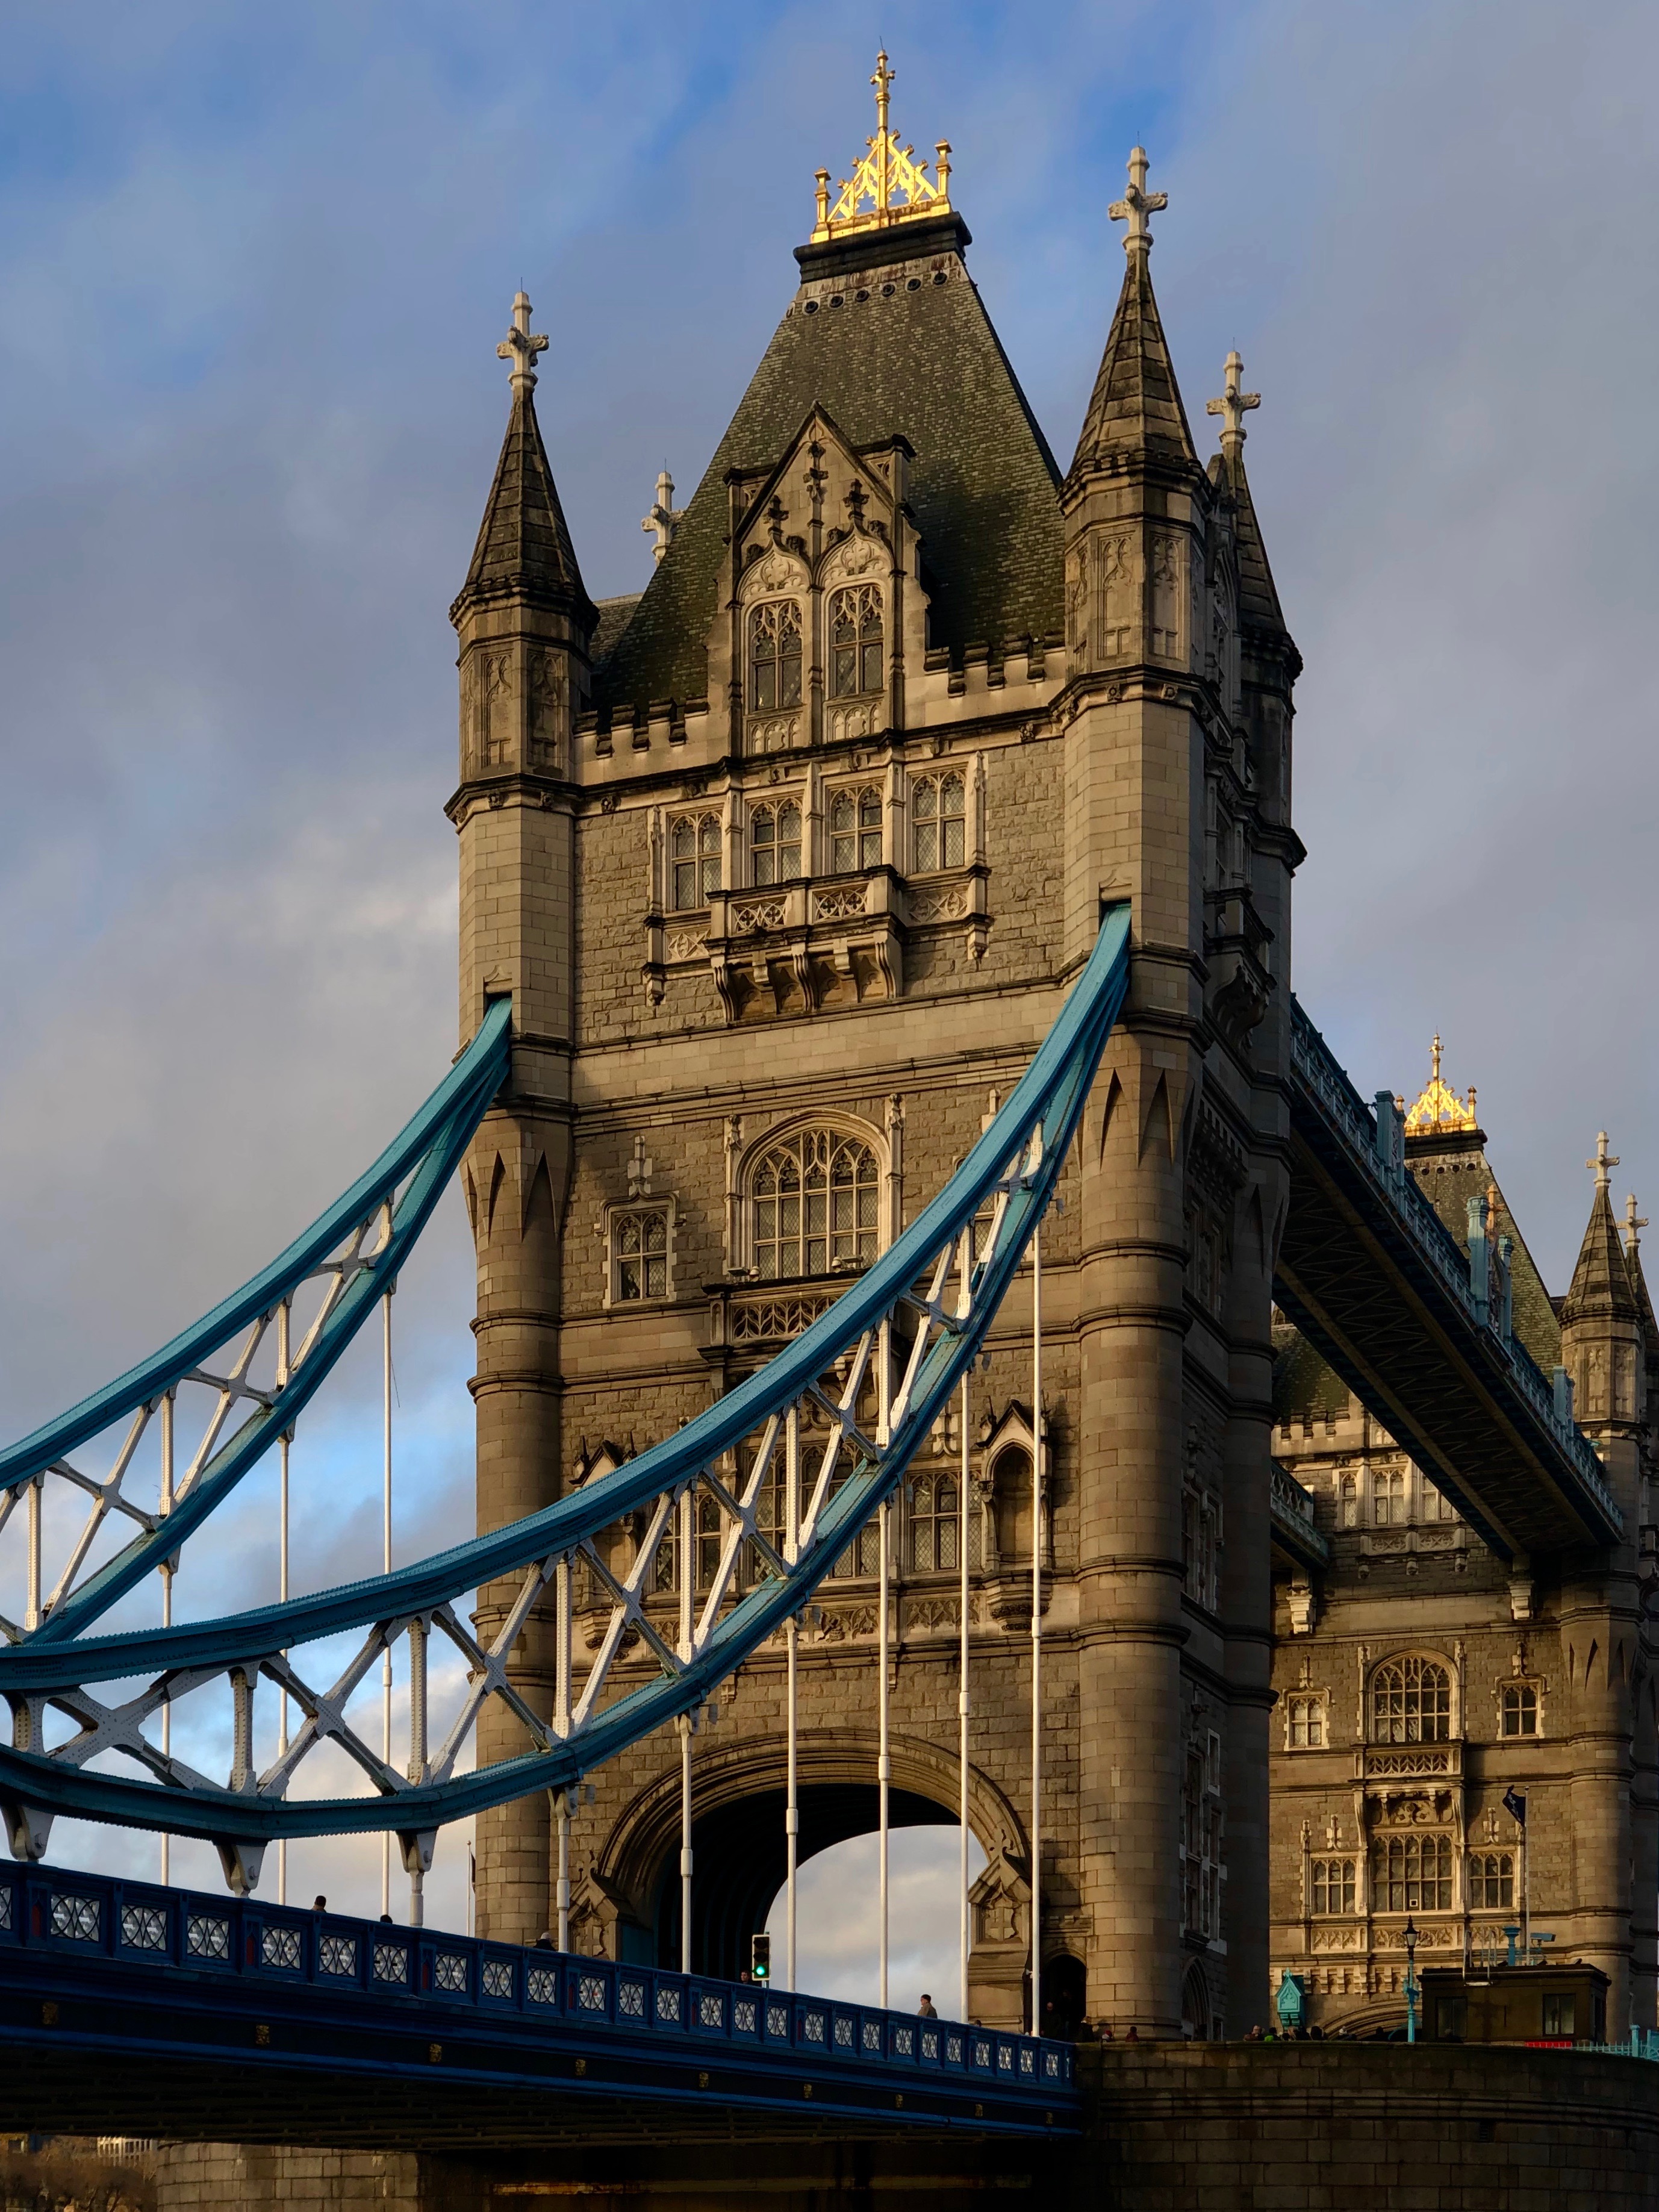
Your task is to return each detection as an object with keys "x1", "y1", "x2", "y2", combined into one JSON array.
[
  {"x1": 1588, "y1": 1131, "x2": 1620, "y2": 1189},
  {"x1": 641, "y1": 469, "x2": 682, "y2": 564},
  {"x1": 1206, "y1": 350, "x2": 1261, "y2": 447},
  {"x1": 1626, "y1": 1193, "x2": 1648, "y2": 1259},
  {"x1": 496, "y1": 290, "x2": 548, "y2": 393},
  {"x1": 1109, "y1": 145, "x2": 1167, "y2": 256}
]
